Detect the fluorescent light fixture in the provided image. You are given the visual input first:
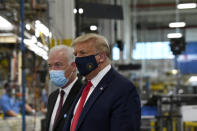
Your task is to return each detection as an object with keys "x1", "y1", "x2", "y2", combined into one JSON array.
[
  {"x1": 177, "y1": 3, "x2": 197, "y2": 9},
  {"x1": 35, "y1": 29, "x2": 40, "y2": 38},
  {"x1": 37, "y1": 42, "x2": 43, "y2": 48},
  {"x1": 167, "y1": 33, "x2": 182, "y2": 39},
  {"x1": 0, "y1": 16, "x2": 14, "y2": 31},
  {"x1": 189, "y1": 76, "x2": 197, "y2": 82},
  {"x1": 31, "y1": 36, "x2": 37, "y2": 43},
  {"x1": 24, "y1": 31, "x2": 32, "y2": 39},
  {"x1": 0, "y1": 33, "x2": 15, "y2": 36},
  {"x1": 35, "y1": 20, "x2": 49, "y2": 37},
  {"x1": 43, "y1": 45, "x2": 49, "y2": 51},
  {"x1": 169, "y1": 22, "x2": 186, "y2": 28},
  {"x1": 73, "y1": 8, "x2": 77, "y2": 14},
  {"x1": 112, "y1": 46, "x2": 120, "y2": 60},
  {"x1": 49, "y1": 32, "x2": 52, "y2": 38},
  {"x1": 171, "y1": 69, "x2": 178, "y2": 75},
  {"x1": 90, "y1": 25, "x2": 97, "y2": 31},
  {"x1": 24, "y1": 38, "x2": 48, "y2": 60},
  {"x1": 178, "y1": 89, "x2": 184, "y2": 94},
  {"x1": 25, "y1": 24, "x2": 31, "y2": 30},
  {"x1": 78, "y1": 8, "x2": 83, "y2": 14}
]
